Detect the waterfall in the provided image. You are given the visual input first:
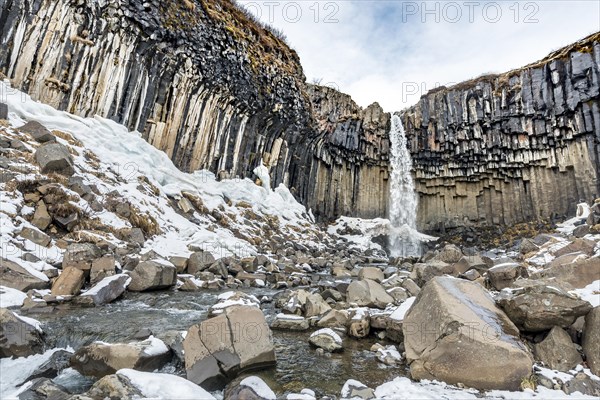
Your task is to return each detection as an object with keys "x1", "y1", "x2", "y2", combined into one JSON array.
[{"x1": 388, "y1": 114, "x2": 420, "y2": 258}]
